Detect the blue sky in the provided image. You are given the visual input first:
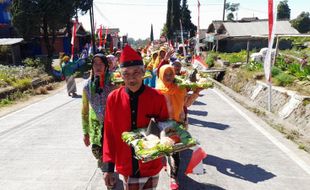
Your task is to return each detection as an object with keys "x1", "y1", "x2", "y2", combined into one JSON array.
[{"x1": 78, "y1": 0, "x2": 310, "y2": 40}]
